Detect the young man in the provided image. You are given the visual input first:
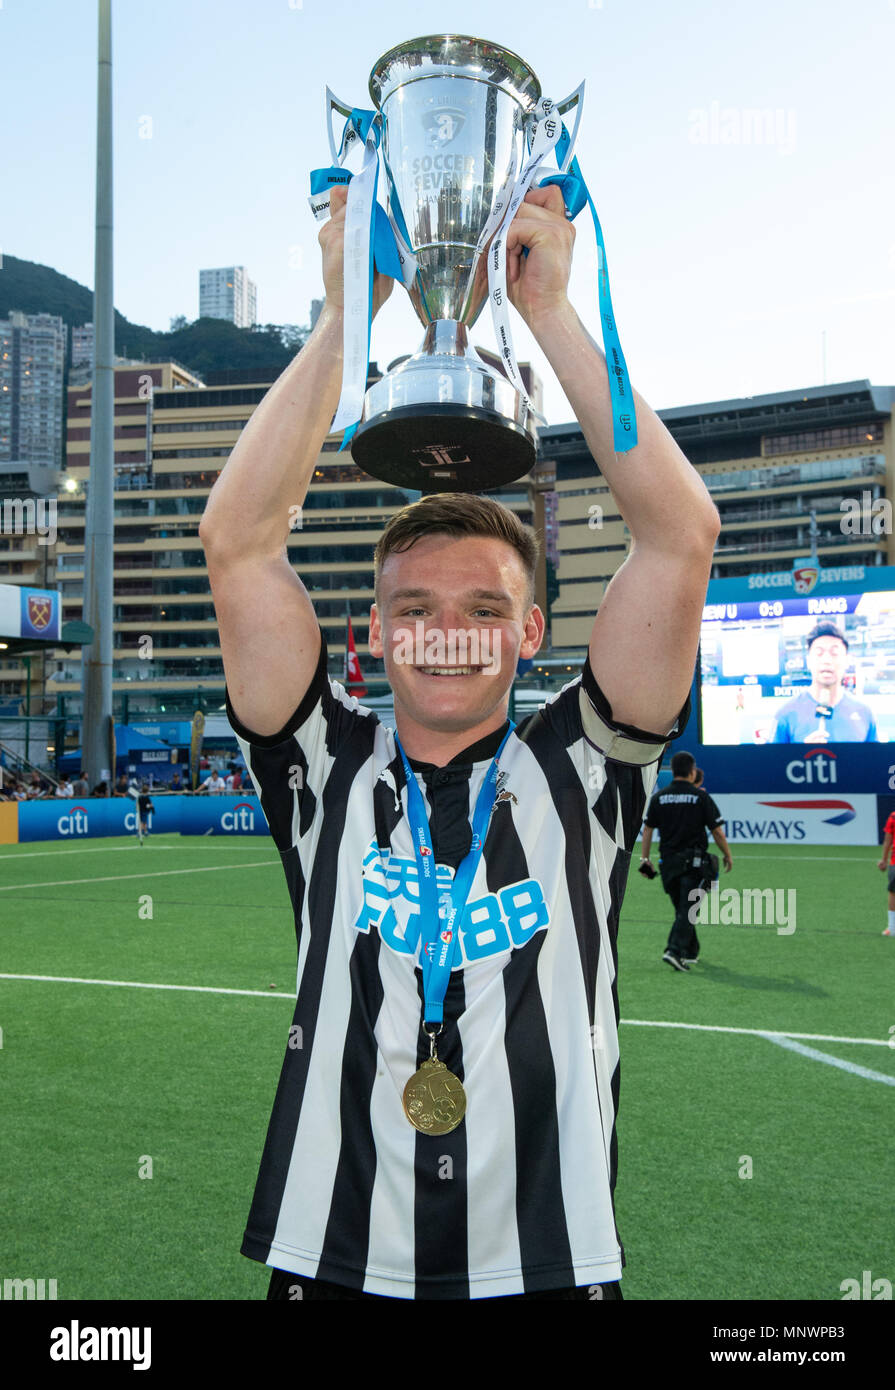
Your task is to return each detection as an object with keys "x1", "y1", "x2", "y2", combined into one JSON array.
[
  {"x1": 641, "y1": 750, "x2": 733, "y2": 971},
  {"x1": 772, "y1": 623, "x2": 876, "y2": 743},
  {"x1": 200, "y1": 182, "x2": 720, "y2": 1299}
]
